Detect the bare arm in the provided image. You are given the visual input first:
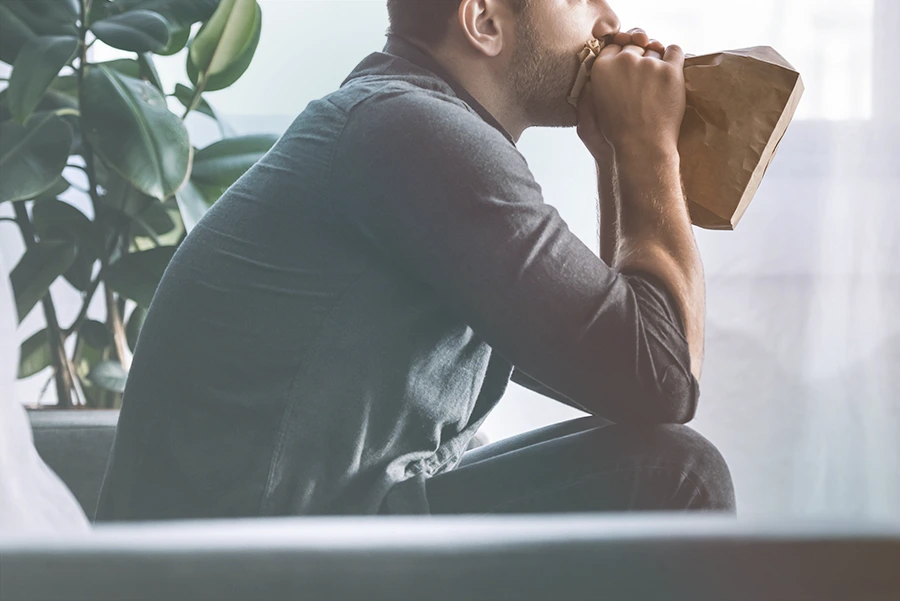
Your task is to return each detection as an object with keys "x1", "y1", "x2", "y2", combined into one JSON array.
[
  {"x1": 578, "y1": 39, "x2": 705, "y2": 381},
  {"x1": 614, "y1": 144, "x2": 705, "y2": 380}
]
